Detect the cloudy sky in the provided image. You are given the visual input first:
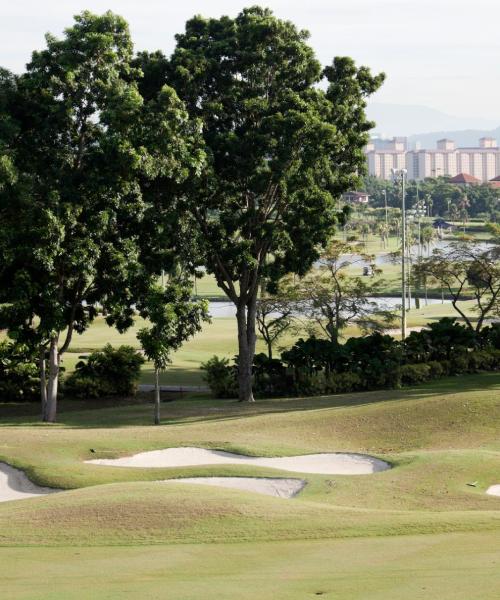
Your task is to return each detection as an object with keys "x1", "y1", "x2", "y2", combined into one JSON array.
[{"x1": 1, "y1": 0, "x2": 499, "y2": 121}]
